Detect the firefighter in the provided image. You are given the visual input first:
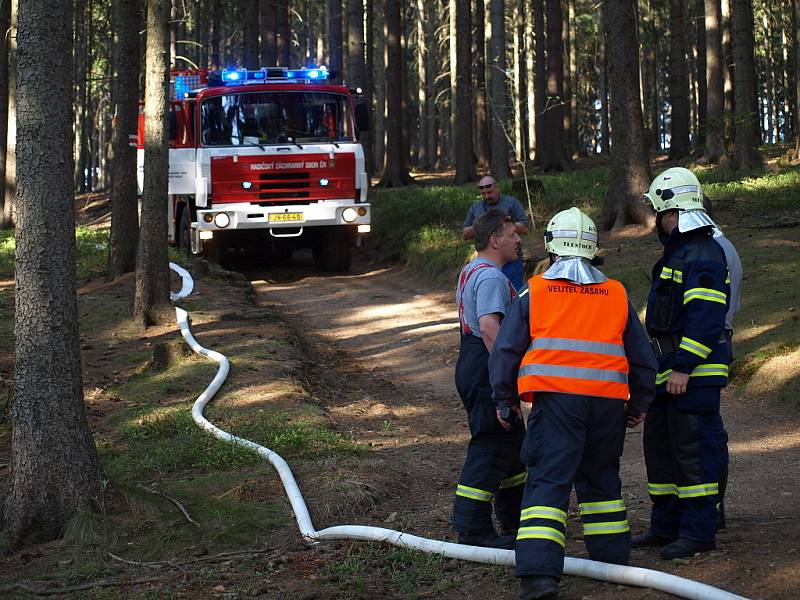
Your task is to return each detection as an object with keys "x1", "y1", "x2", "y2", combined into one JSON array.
[
  {"x1": 634, "y1": 167, "x2": 731, "y2": 559},
  {"x1": 489, "y1": 208, "x2": 657, "y2": 600},
  {"x1": 452, "y1": 208, "x2": 526, "y2": 550},
  {"x1": 704, "y1": 194, "x2": 743, "y2": 531}
]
